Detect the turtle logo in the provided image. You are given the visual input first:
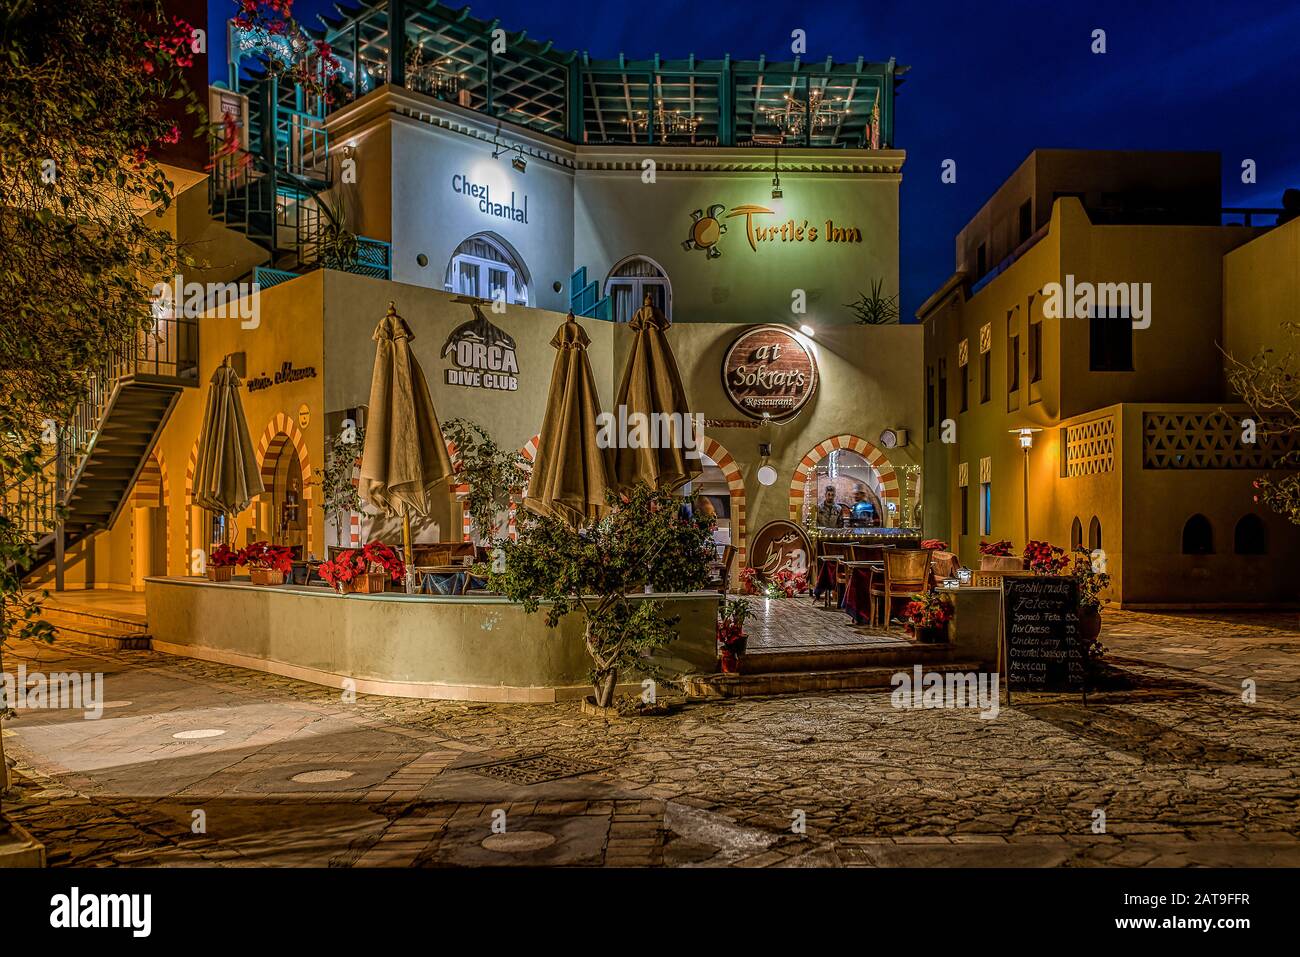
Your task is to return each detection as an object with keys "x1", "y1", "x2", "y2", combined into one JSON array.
[{"x1": 682, "y1": 204, "x2": 728, "y2": 258}]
